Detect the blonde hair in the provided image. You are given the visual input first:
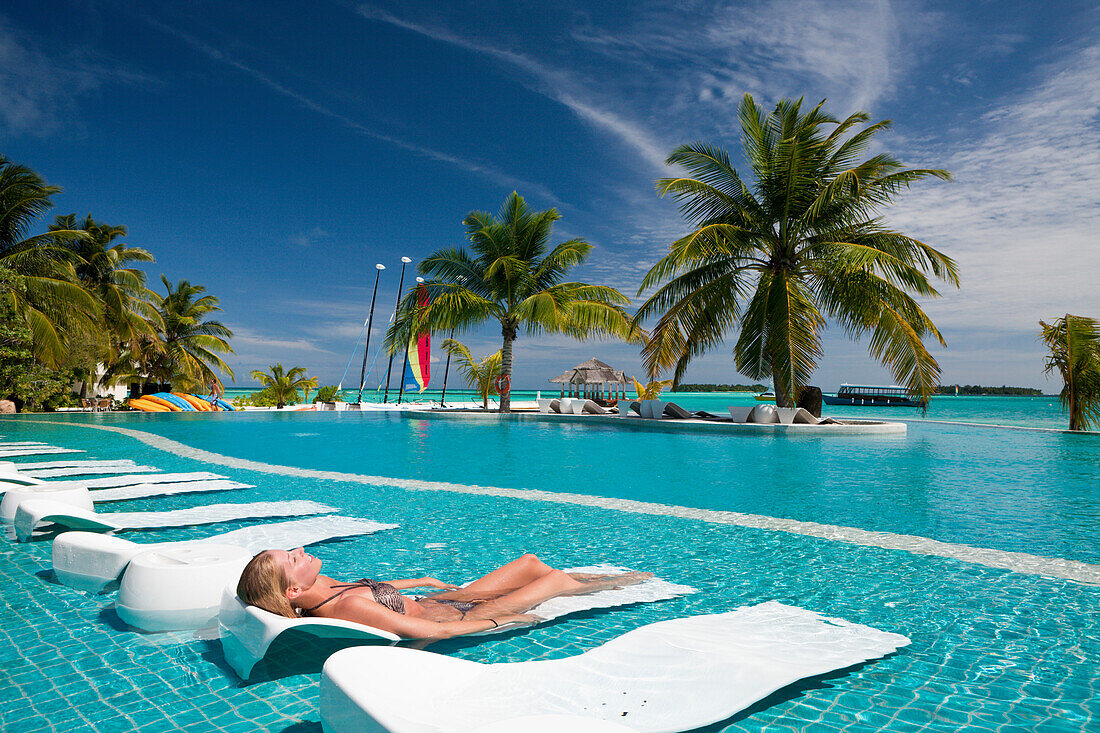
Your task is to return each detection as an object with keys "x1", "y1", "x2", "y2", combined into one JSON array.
[{"x1": 237, "y1": 551, "x2": 297, "y2": 618}]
